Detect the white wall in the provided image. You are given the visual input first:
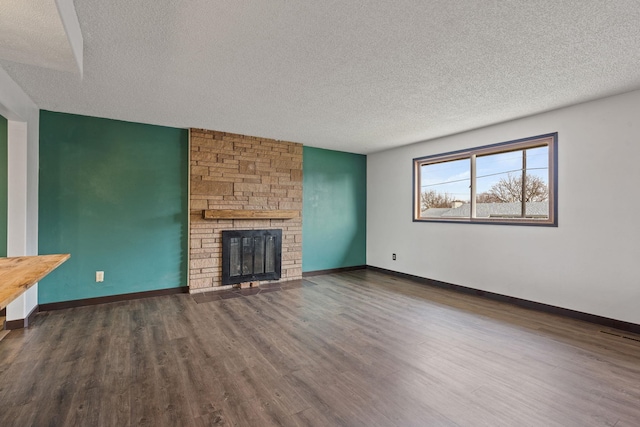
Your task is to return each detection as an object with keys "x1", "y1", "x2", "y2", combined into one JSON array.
[
  {"x1": 368, "y1": 89, "x2": 640, "y2": 325},
  {"x1": 0, "y1": 65, "x2": 40, "y2": 322}
]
